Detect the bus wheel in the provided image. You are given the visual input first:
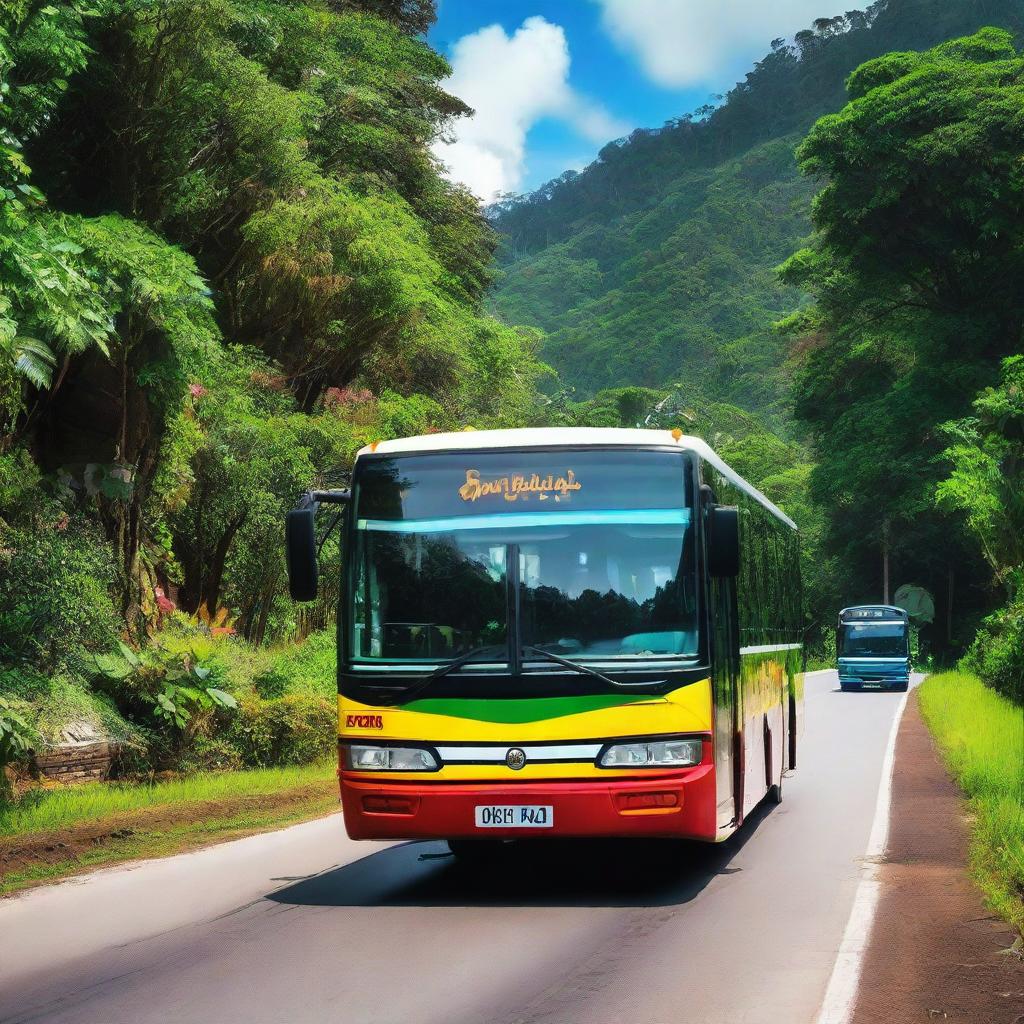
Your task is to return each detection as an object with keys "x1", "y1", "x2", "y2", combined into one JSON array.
[
  {"x1": 893, "y1": 681, "x2": 909, "y2": 693},
  {"x1": 447, "y1": 839, "x2": 505, "y2": 865}
]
